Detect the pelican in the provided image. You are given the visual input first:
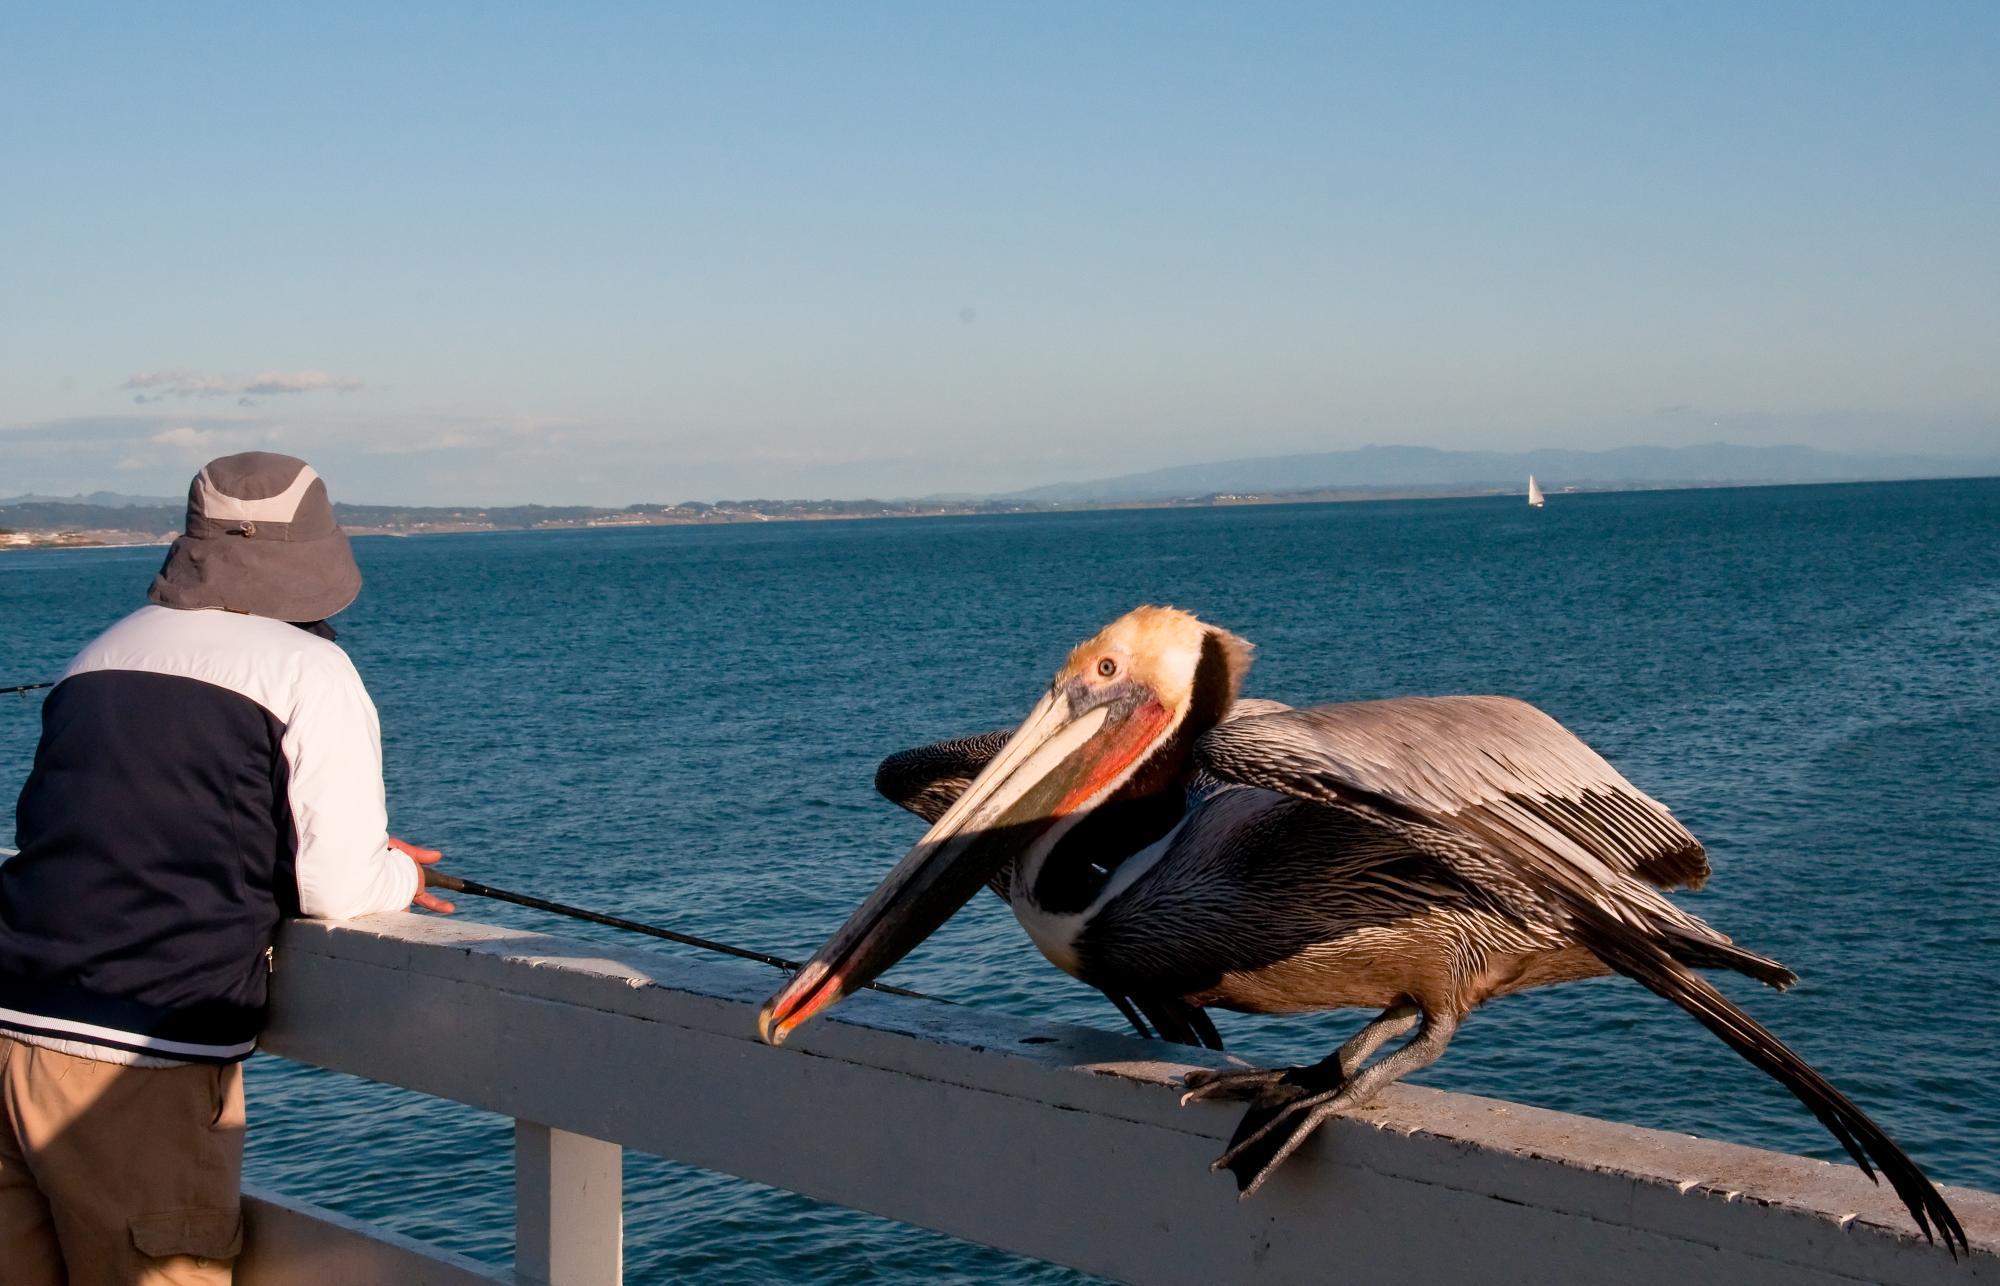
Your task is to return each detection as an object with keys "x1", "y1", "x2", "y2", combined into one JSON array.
[{"x1": 757, "y1": 606, "x2": 1963, "y2": 1250}]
